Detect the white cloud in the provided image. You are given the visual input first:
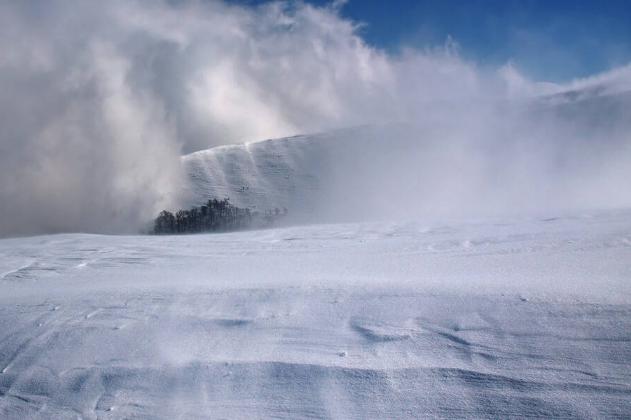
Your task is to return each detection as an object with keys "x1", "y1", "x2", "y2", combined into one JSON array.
[{"x1": 0, "y1": 0, "x2": 629, "y2": 236}]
